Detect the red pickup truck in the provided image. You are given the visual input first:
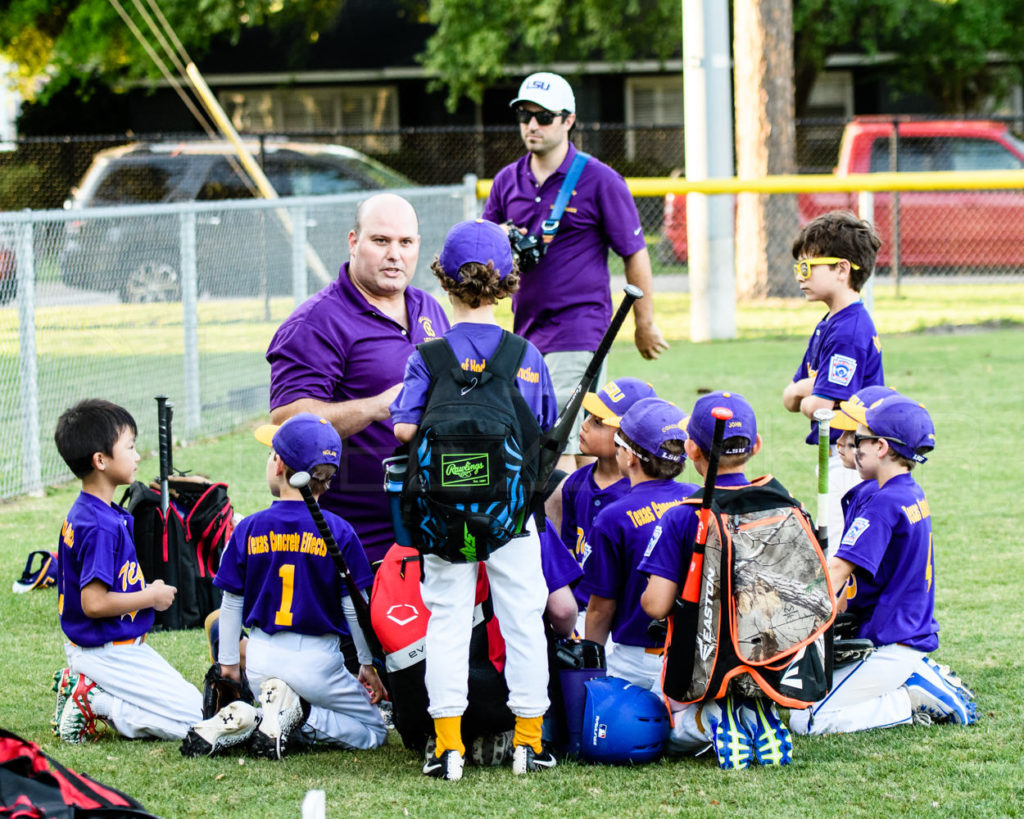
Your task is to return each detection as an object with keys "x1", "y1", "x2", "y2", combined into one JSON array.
[{"x1": 660, "y1": 118, "x2": 1024, "y2": 271}]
